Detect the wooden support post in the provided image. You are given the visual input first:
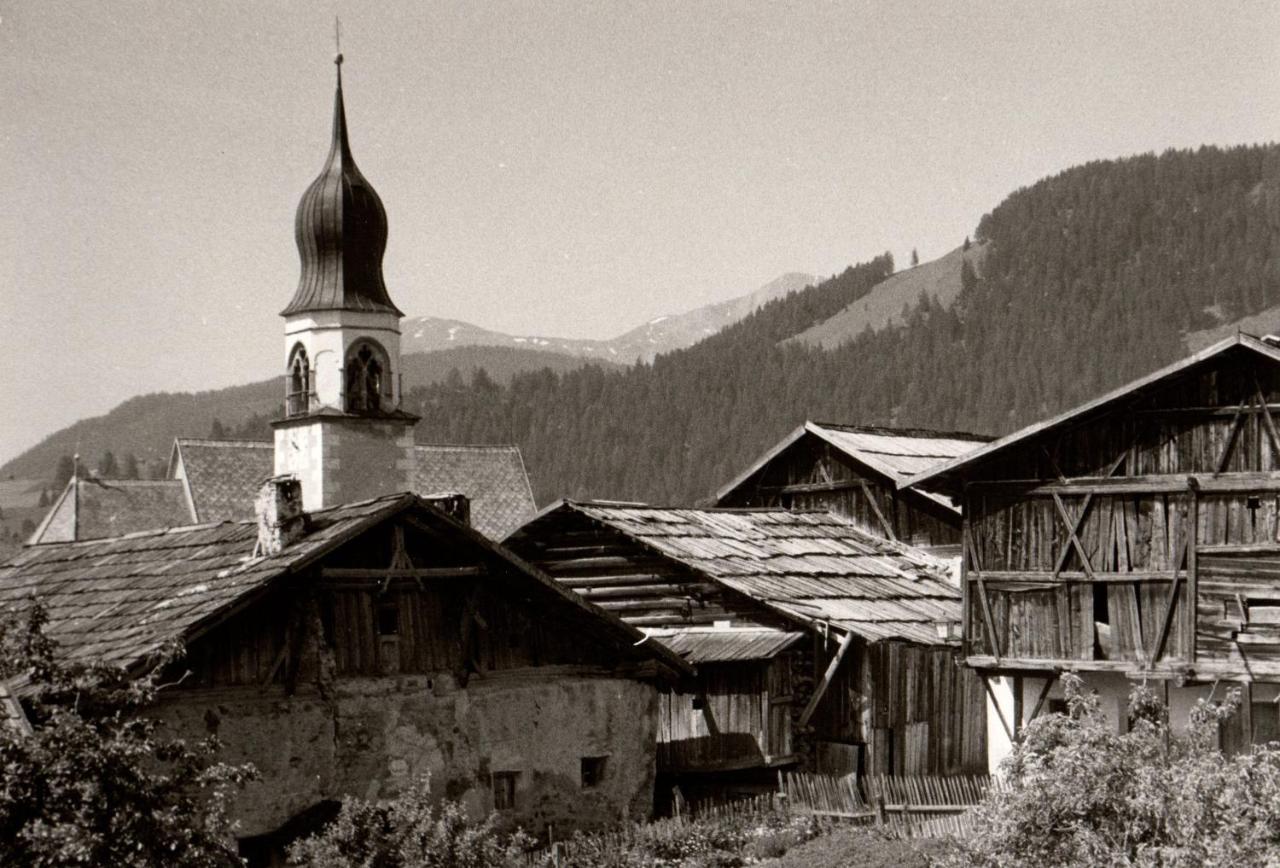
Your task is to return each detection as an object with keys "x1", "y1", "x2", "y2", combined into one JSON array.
[
  {"x1": 1187, "y1": 484, "x2": 1199, "y2": 664},
  {"x1": 1216, "y1": 397, "x2": 1249, "y2": 474},
  {"x1": 1254, "y1": 377, "x2": 1280, "y2": 462},
  {"x1": 981, "y1": 674, "x2": 1015, "y2": 744},
  {"x1": 1148, "y1": 526, "x2": 1191, "y2": 665},
  {"x1": 798, "y1": 631, "x2": 856, "y2": 728},
  {"x1": 1026, "y1": 672, "x2": 1058, "y2": 727},
  {"x1": 965, "y1": 530, "x2": 1002, "y2": 662},
  {"x1": 859, "y1": 480, "x2": 897, "y2": 541}
]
